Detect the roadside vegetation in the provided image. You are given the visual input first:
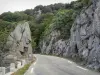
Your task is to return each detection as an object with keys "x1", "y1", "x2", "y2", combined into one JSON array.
[
  {"x1": 11, "y1": 61, "x2": 33, "y2": 75},
  {"x1": 11, "y1": 63, "x2": 31, "y2": 75}
]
